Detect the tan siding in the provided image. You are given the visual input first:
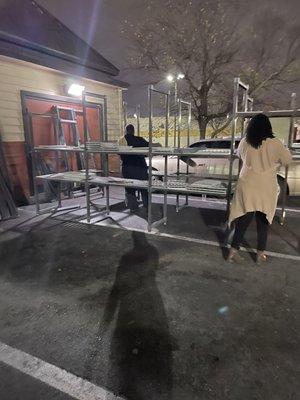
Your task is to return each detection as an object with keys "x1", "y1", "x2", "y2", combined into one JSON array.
[
  {"x1": 0, "y1": 100, "x2": 21, "y2": 111},
  {"x1": 0, "y1": 55, "x2": 123, "y2": 142},
  {"x1": 0, "y1": 117, "x2": 23, "y2": 126},
  {"x1": 0, "y1": 109, "x2": 23, "y2": 118}
]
